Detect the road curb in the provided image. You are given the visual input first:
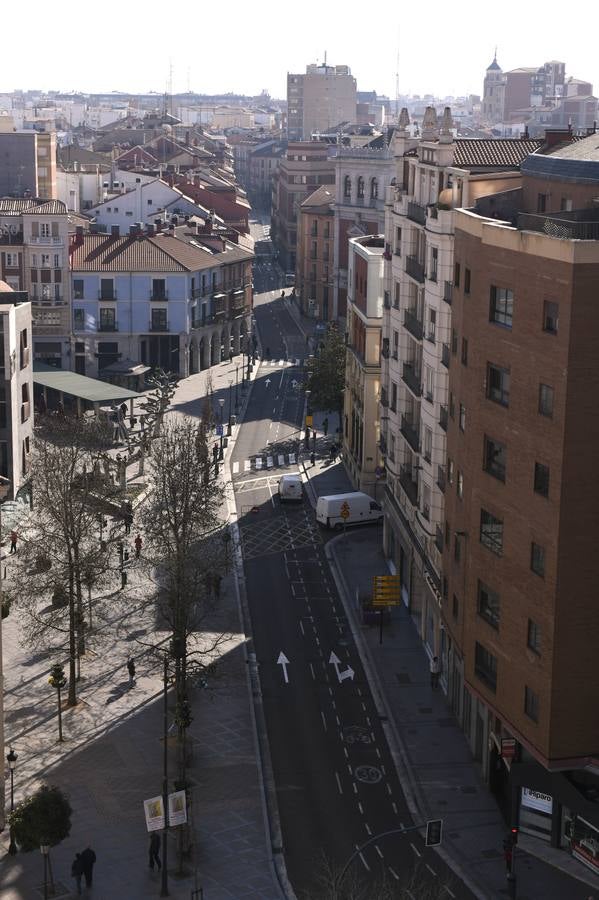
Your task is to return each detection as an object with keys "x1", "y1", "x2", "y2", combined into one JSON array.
[{"x1": 324, "y1": 534, "x2": 487, "y2": 900}]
